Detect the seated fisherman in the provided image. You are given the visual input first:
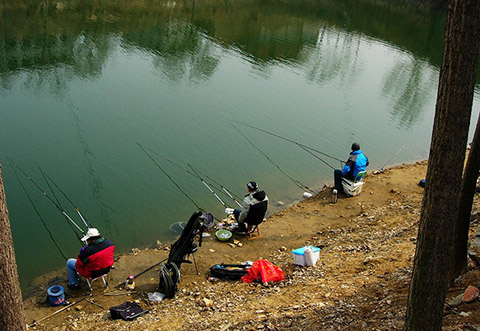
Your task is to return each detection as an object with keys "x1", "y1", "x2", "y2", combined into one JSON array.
[
  {"x1": 232, "y1": 181, "x2": 268, "y2": 234},
  {"x1": 334, "y1": 142, "x2": 369, "y2": 194},
  {"x1": 66, "y1": 228, "x2": 115, "y2": 289}
]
